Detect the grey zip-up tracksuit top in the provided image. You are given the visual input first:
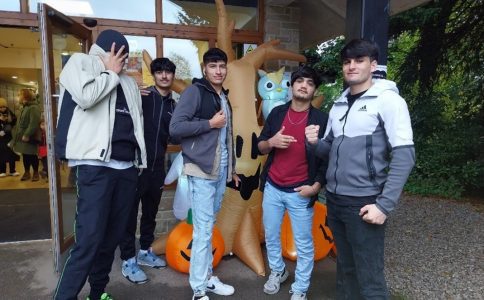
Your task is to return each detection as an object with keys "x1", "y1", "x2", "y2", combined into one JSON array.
[
  {"x1": 313, "y1": 79, "x2": 415, "y2": 215},
  {"x1": 169, "y1": 78, "x2": 235, "y2": 181}
]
